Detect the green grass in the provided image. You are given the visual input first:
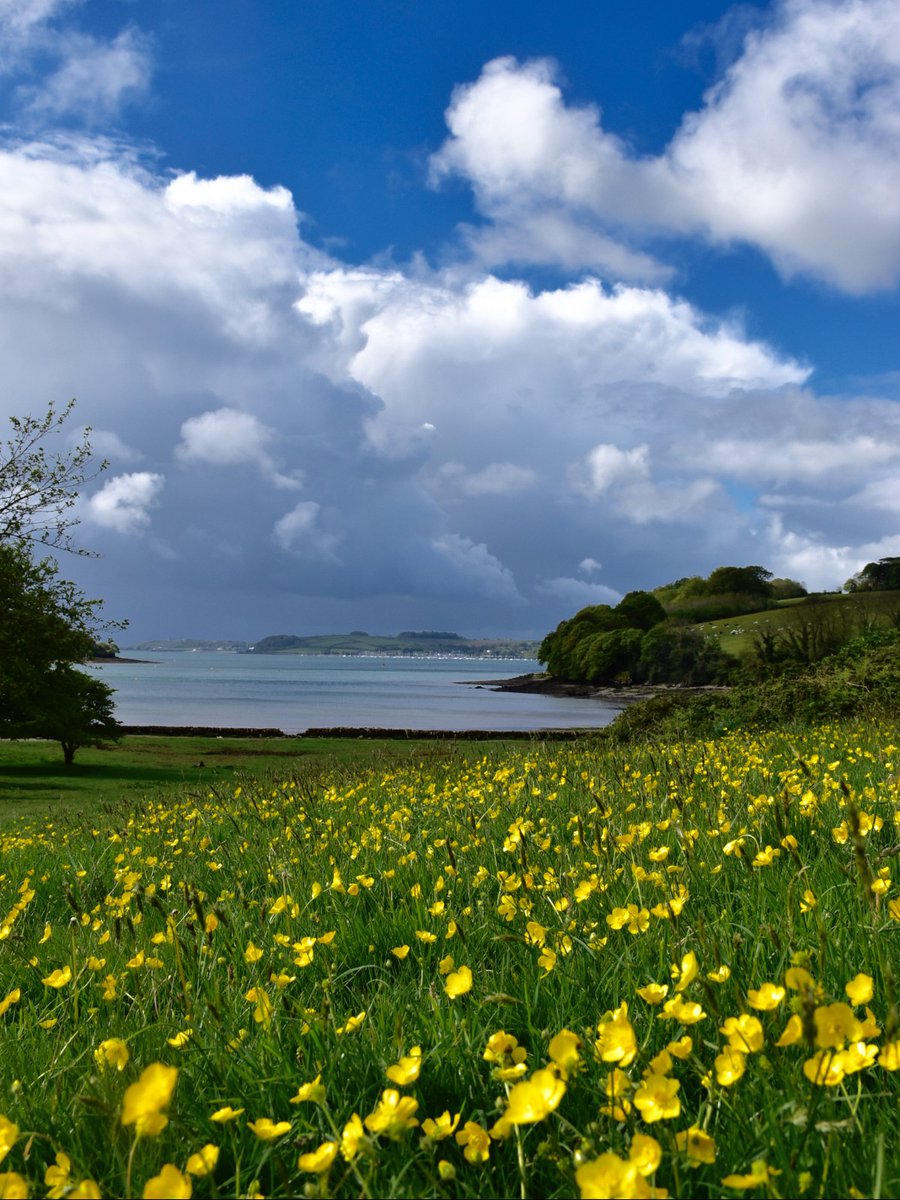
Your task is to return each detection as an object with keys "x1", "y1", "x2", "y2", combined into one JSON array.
[
  {"x1": 0, "y1": 721, "x2": 897, "y2": 1197},
  {"x1": 0, "y1": 734, "x2": 562, "y2": 825},
  {"x1": 696, "y1": 589, "x2": 900, "y2": 659}
]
